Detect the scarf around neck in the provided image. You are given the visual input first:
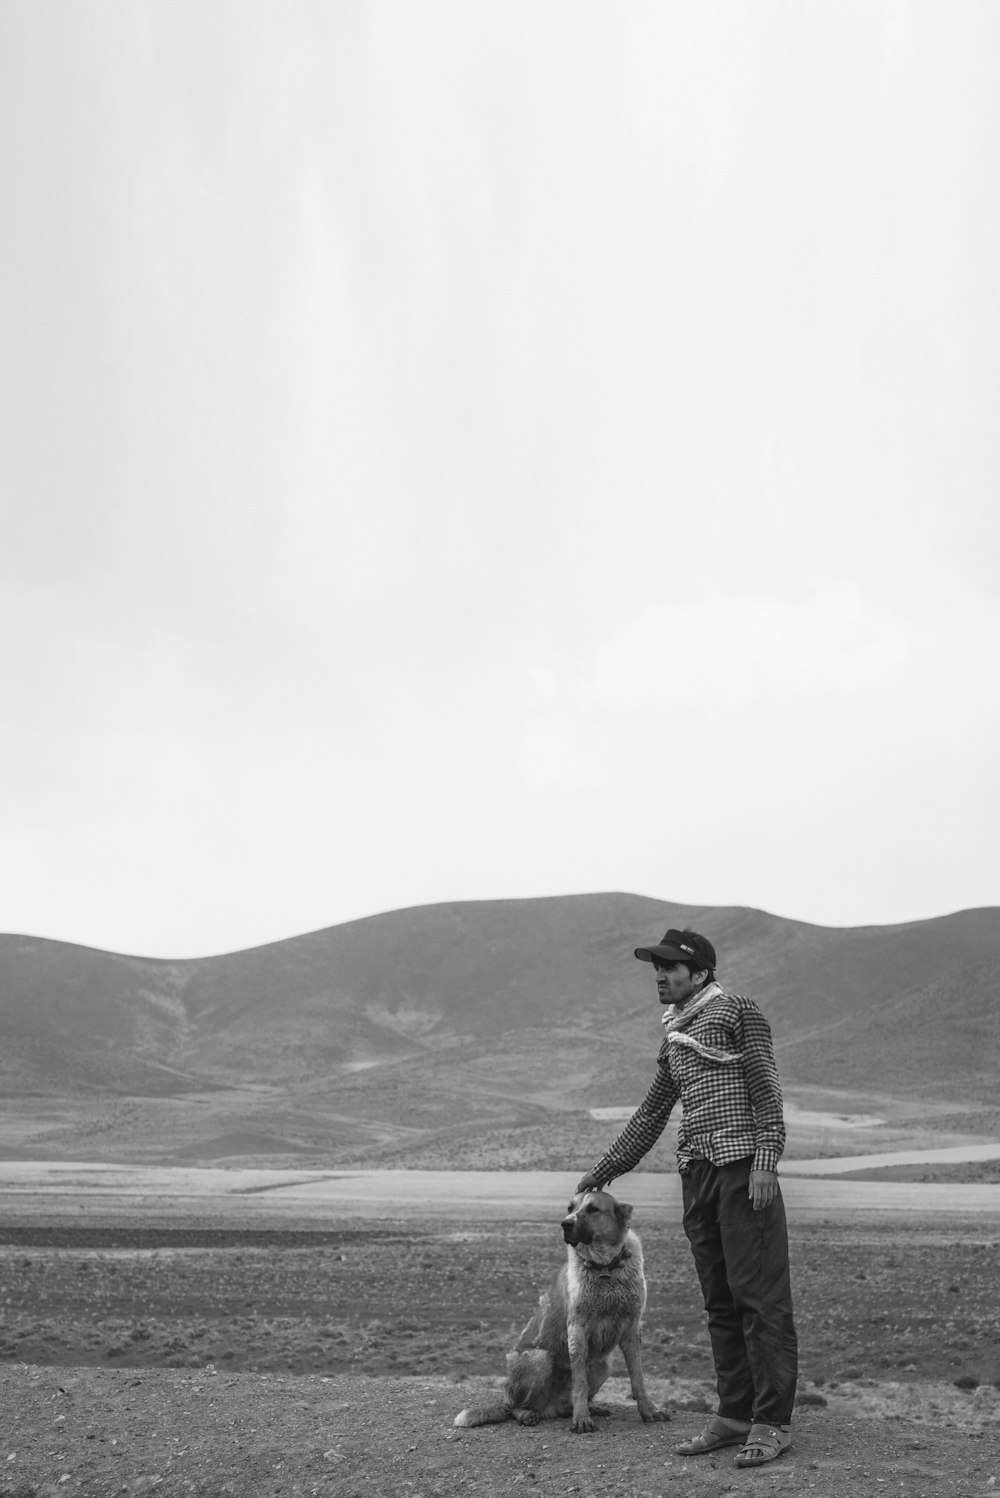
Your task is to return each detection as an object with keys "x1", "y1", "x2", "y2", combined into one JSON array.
[{"x1": 660, "y1": 980, "x2": 740, "y2": 1065}]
